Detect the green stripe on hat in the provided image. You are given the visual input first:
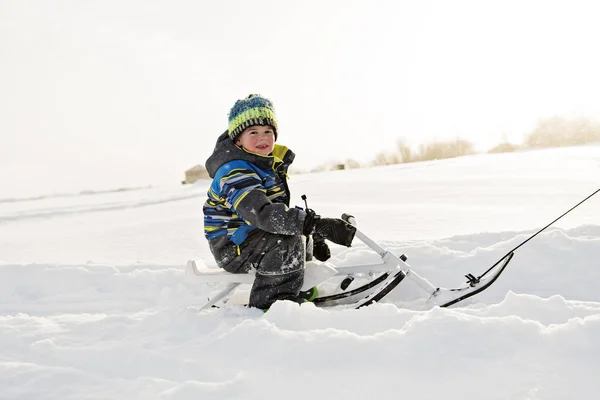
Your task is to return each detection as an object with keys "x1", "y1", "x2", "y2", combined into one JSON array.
[{"x1": 227, "y1": 95, "x2": 279, "y2": 141}]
